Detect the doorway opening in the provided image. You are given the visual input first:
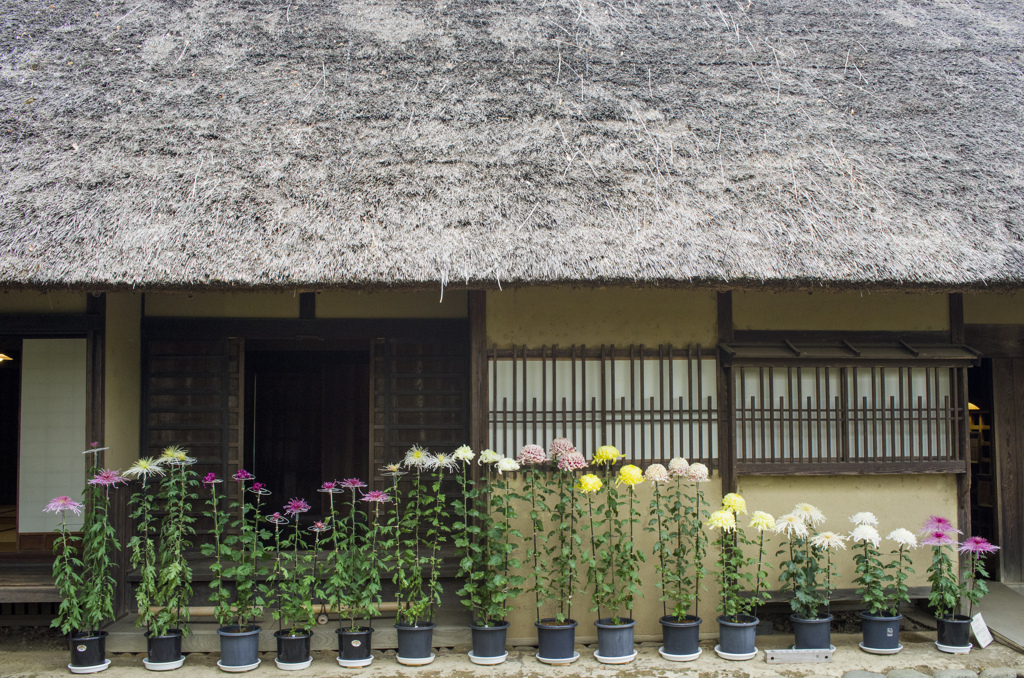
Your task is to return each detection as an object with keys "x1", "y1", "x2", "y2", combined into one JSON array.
[
  {"x1": 968, "y1": 358, "x2": 998, "y2": 579},
  {"x1": 244, "y1": 350, "x2": 370, "y2": 524},
  {"x1": 0, "y1": 342, "x2": 20, "y2": 553}
]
